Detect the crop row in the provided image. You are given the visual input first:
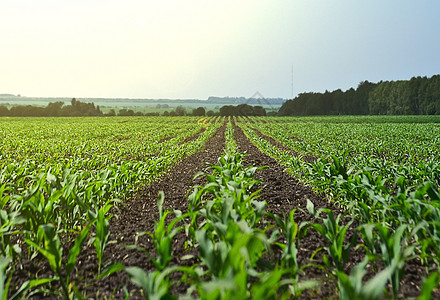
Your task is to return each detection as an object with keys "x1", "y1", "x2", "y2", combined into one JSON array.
[
  {"x1": 121, "y1": 124, "x2": 319, "y2": 298},
  {"x1": 2, "y1": 115, "x2": 439, "y2": 299},
  {"x1": 247, "y1": 116, "x2": 440, "y2": 189},
  {"x1": 236, "y1": 116, "x2": 440, "y2": 298},
  {"x1": 0, "y1": 116, "x2": 222, "y2": 298}
]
